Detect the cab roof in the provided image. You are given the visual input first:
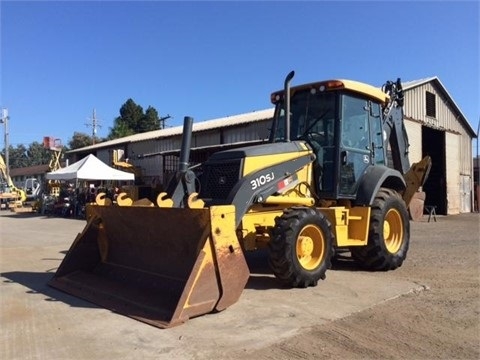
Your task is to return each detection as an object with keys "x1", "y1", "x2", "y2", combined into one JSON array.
[{"x1": 271, "y1": 79, "x2": 390, "y2": 104}]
